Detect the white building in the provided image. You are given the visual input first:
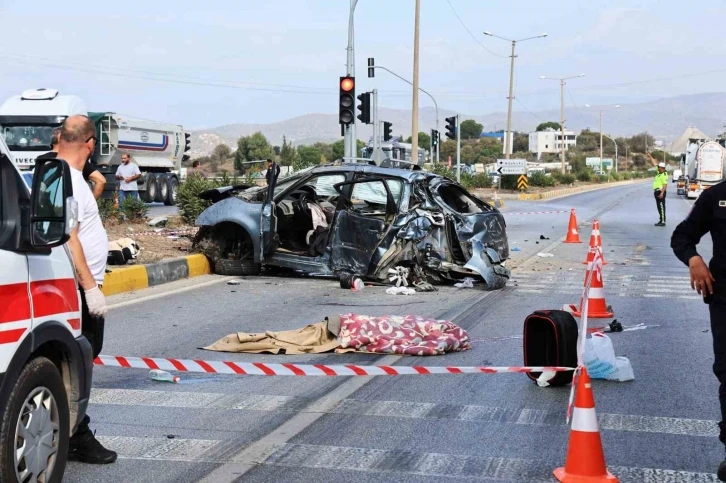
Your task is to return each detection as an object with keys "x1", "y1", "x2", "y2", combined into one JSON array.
[{"x1": 528, "y1": 129, "x2": 577, "y2": 158}]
